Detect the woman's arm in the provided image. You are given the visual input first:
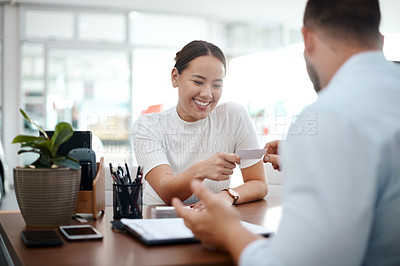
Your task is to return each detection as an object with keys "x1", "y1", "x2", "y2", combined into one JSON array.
[
  {"x1": 146, "y1": 152, "x2": 241, "y2": 204},
  {"x1": 226, "y1": 161, "x2": 268, "y2": 205},
  {"x1": 222, "y1": 103, "x2": 268, "y2": 204},
  {"x1": 191, "y1": 160, "x2": 268, "y2": 210}
]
